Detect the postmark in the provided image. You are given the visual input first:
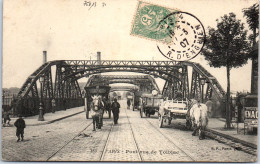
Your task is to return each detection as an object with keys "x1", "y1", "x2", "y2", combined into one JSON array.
[
  {"x1": 130, "y1": 1, "x2": 179, "y2": 44},
  {"x1": 157, "y1": 11, "x2": 206, "y2": 61}
]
